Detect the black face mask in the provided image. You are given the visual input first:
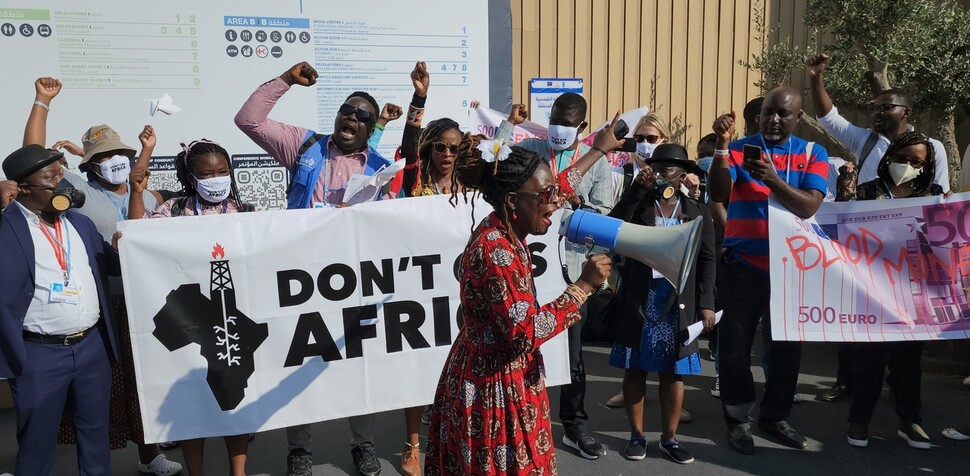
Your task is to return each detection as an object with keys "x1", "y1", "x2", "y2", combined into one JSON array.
[
  {"x1": 51, "y1": 179, "x2": 86, "y2": 211},
  {"x1": 645, "y1": 177, "x2": 676, "y2": 200},
  {"x1": 22, "y1": 179, "x2": 86, "y2": 212}
]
